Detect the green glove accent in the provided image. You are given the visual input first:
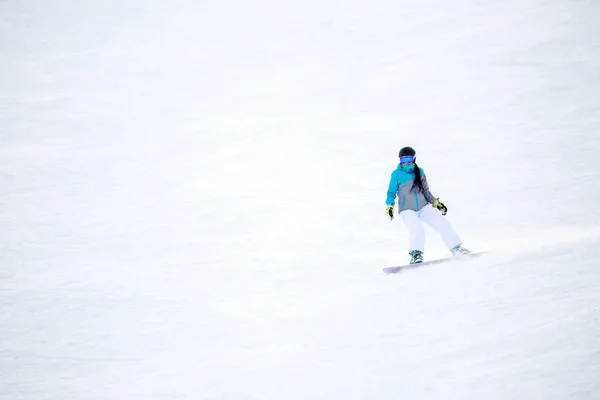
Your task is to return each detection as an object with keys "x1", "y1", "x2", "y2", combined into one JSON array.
[
  {"x1": 386, "y1": 204, "x2": 394, "y2": 220},
  {"x1": 432, "y1": 198, "x2": 448, "y2": 215}
]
